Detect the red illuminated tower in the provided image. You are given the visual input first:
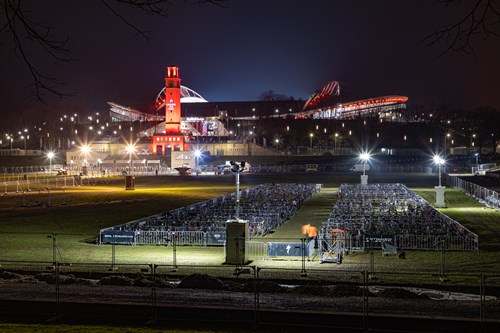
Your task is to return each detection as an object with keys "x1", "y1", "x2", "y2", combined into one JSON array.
[
  {"x1": 152, "y1": 66, "x2": 186, "y2": 155},
  {"x1": 164, "y1": 66, "x2": 182, "y2": 134}
]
